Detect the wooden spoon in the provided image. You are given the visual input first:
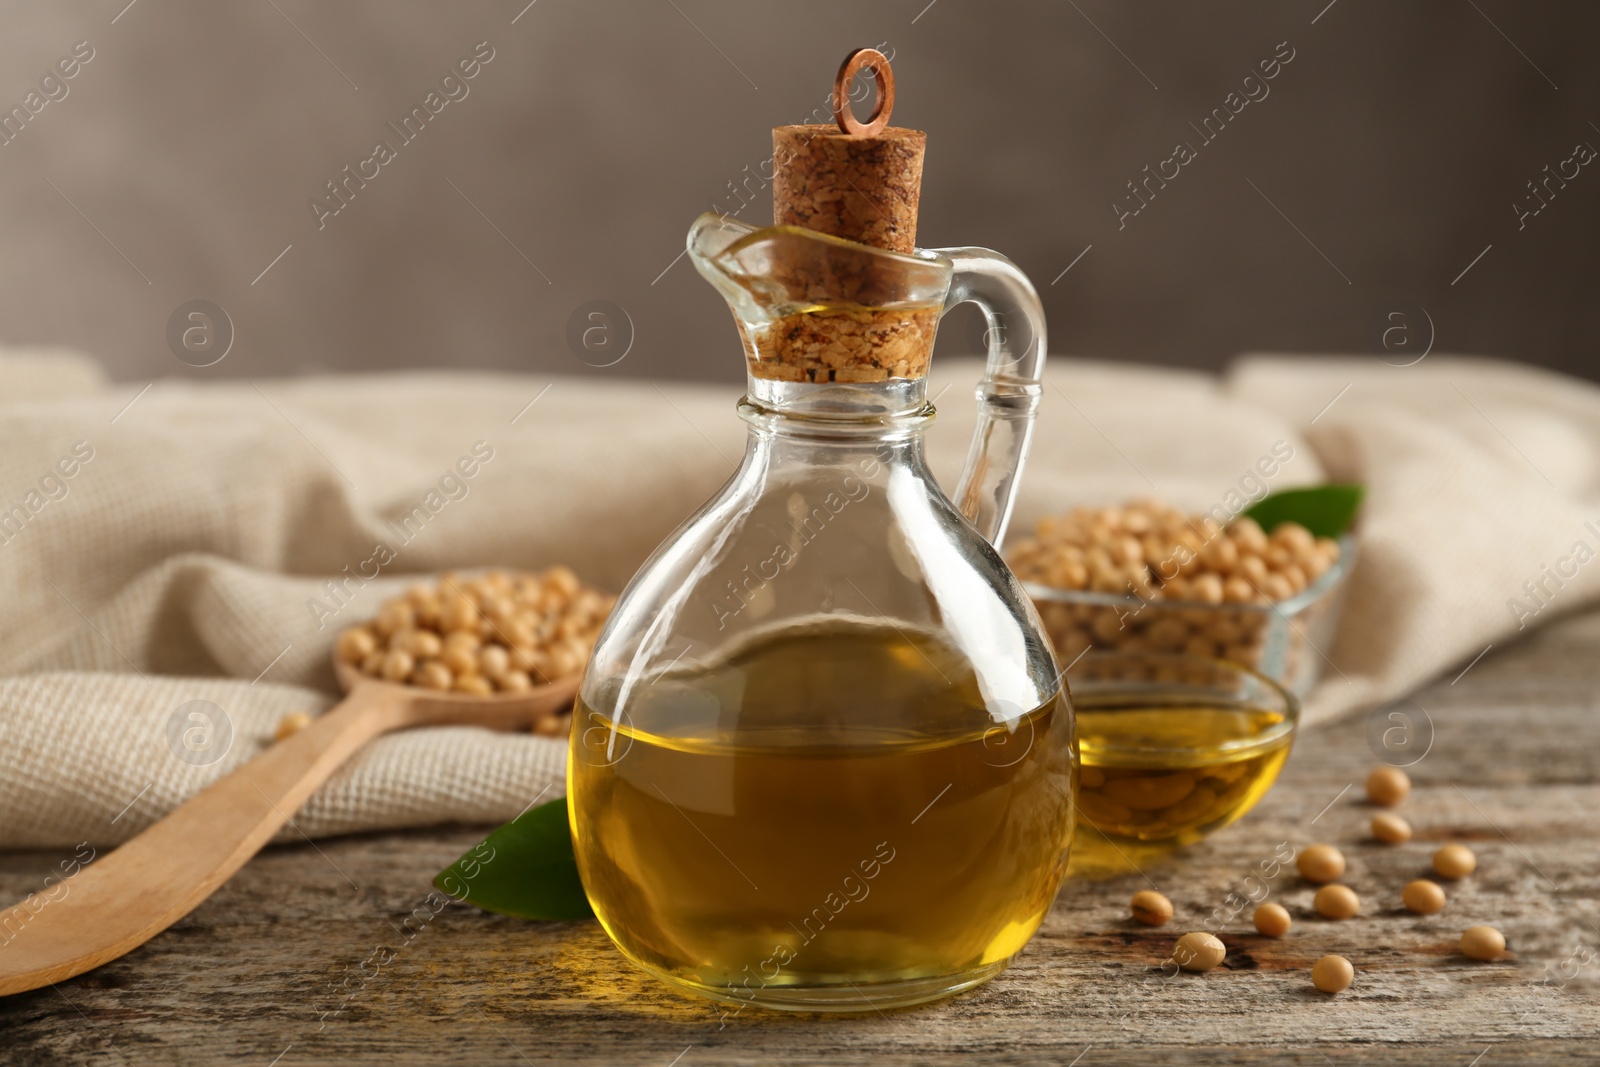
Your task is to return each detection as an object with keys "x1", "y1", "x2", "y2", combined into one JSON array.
[{"x1": 0, "y1": 657, "x2": 578, "y2": 997}]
